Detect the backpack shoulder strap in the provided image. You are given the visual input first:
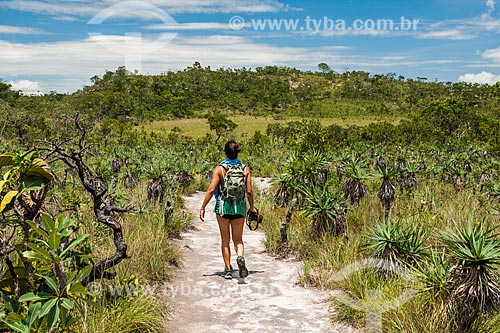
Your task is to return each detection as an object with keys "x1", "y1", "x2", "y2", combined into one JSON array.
[
  {"x1": 219, "y1": 163, "x2": 229, "y2": 178},
  {"x1": 240, "y1": 163, "x2": 247, "y2": 175}
]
